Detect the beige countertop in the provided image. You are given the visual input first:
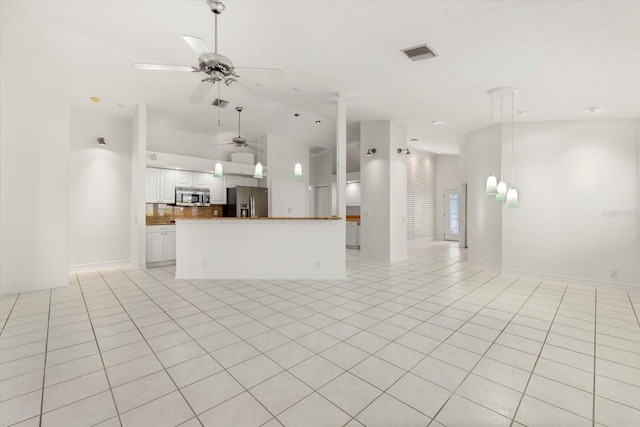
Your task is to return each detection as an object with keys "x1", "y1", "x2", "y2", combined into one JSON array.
[{"x1": 176, "y1": 217, "x2": 342, "y2": 221}]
